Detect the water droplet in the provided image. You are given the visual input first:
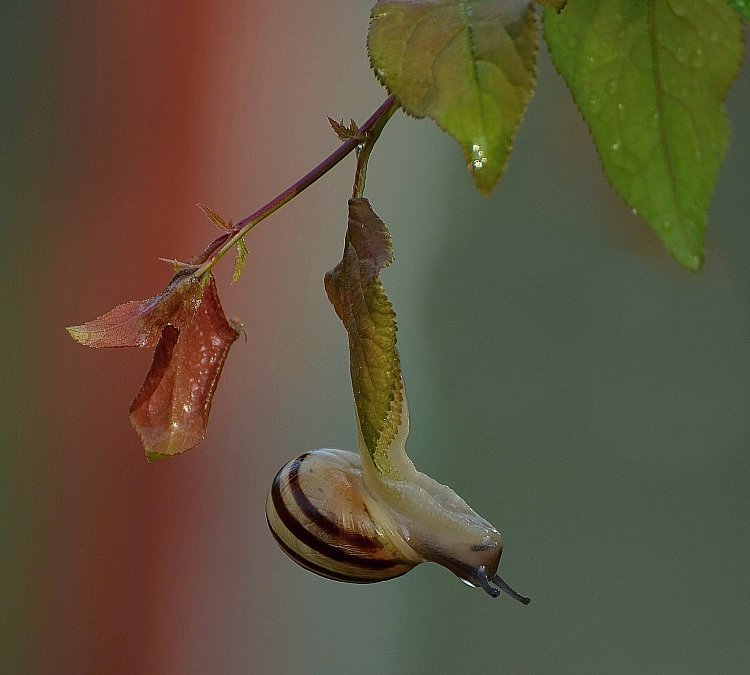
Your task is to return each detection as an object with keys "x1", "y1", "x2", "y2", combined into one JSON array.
[
  {"x1": 606, "y1": 79, "x2": 618, "y2": 95},
  {"x1": 709, "y1": 31, "x2": 719, "y2": 43},
  {"x1": 610, "y1": 140, "x2": 621, "y2": 152},
  {"x1": 663, "y1": 220, "x2": 672, "y2": 231},
  {"x1": 588, "y1": 95, "x2": 601, "y2": 114},
  {"x1": 691, "y1": 254, "x2": 702, "y2": 269},
  {"x1": 617, "y1": 102, "x2": 625, "y2": 112},
  {"x1": 649, "y1": 111, "x2": 660, "y2": 128},
  {"x1": 675, "y1": 46, "x2": 688, "y2": 64},
  {"x1": 692, "y1": 48, "x2": 705, "y2": 68},
  {"x1": 631, "y1": 207, "x2": 639, "y2": 216},
  {"x1": 469, "y1": 143, "x2": 488, "y2": 171}
]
